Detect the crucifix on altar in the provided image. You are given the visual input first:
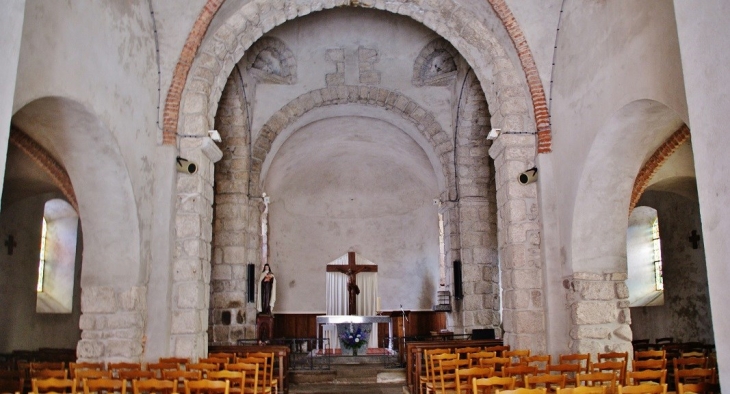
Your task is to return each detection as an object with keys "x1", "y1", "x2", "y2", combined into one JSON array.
[{"x1": 326, "y1": 251, "x2": 378, "y2": 315}]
